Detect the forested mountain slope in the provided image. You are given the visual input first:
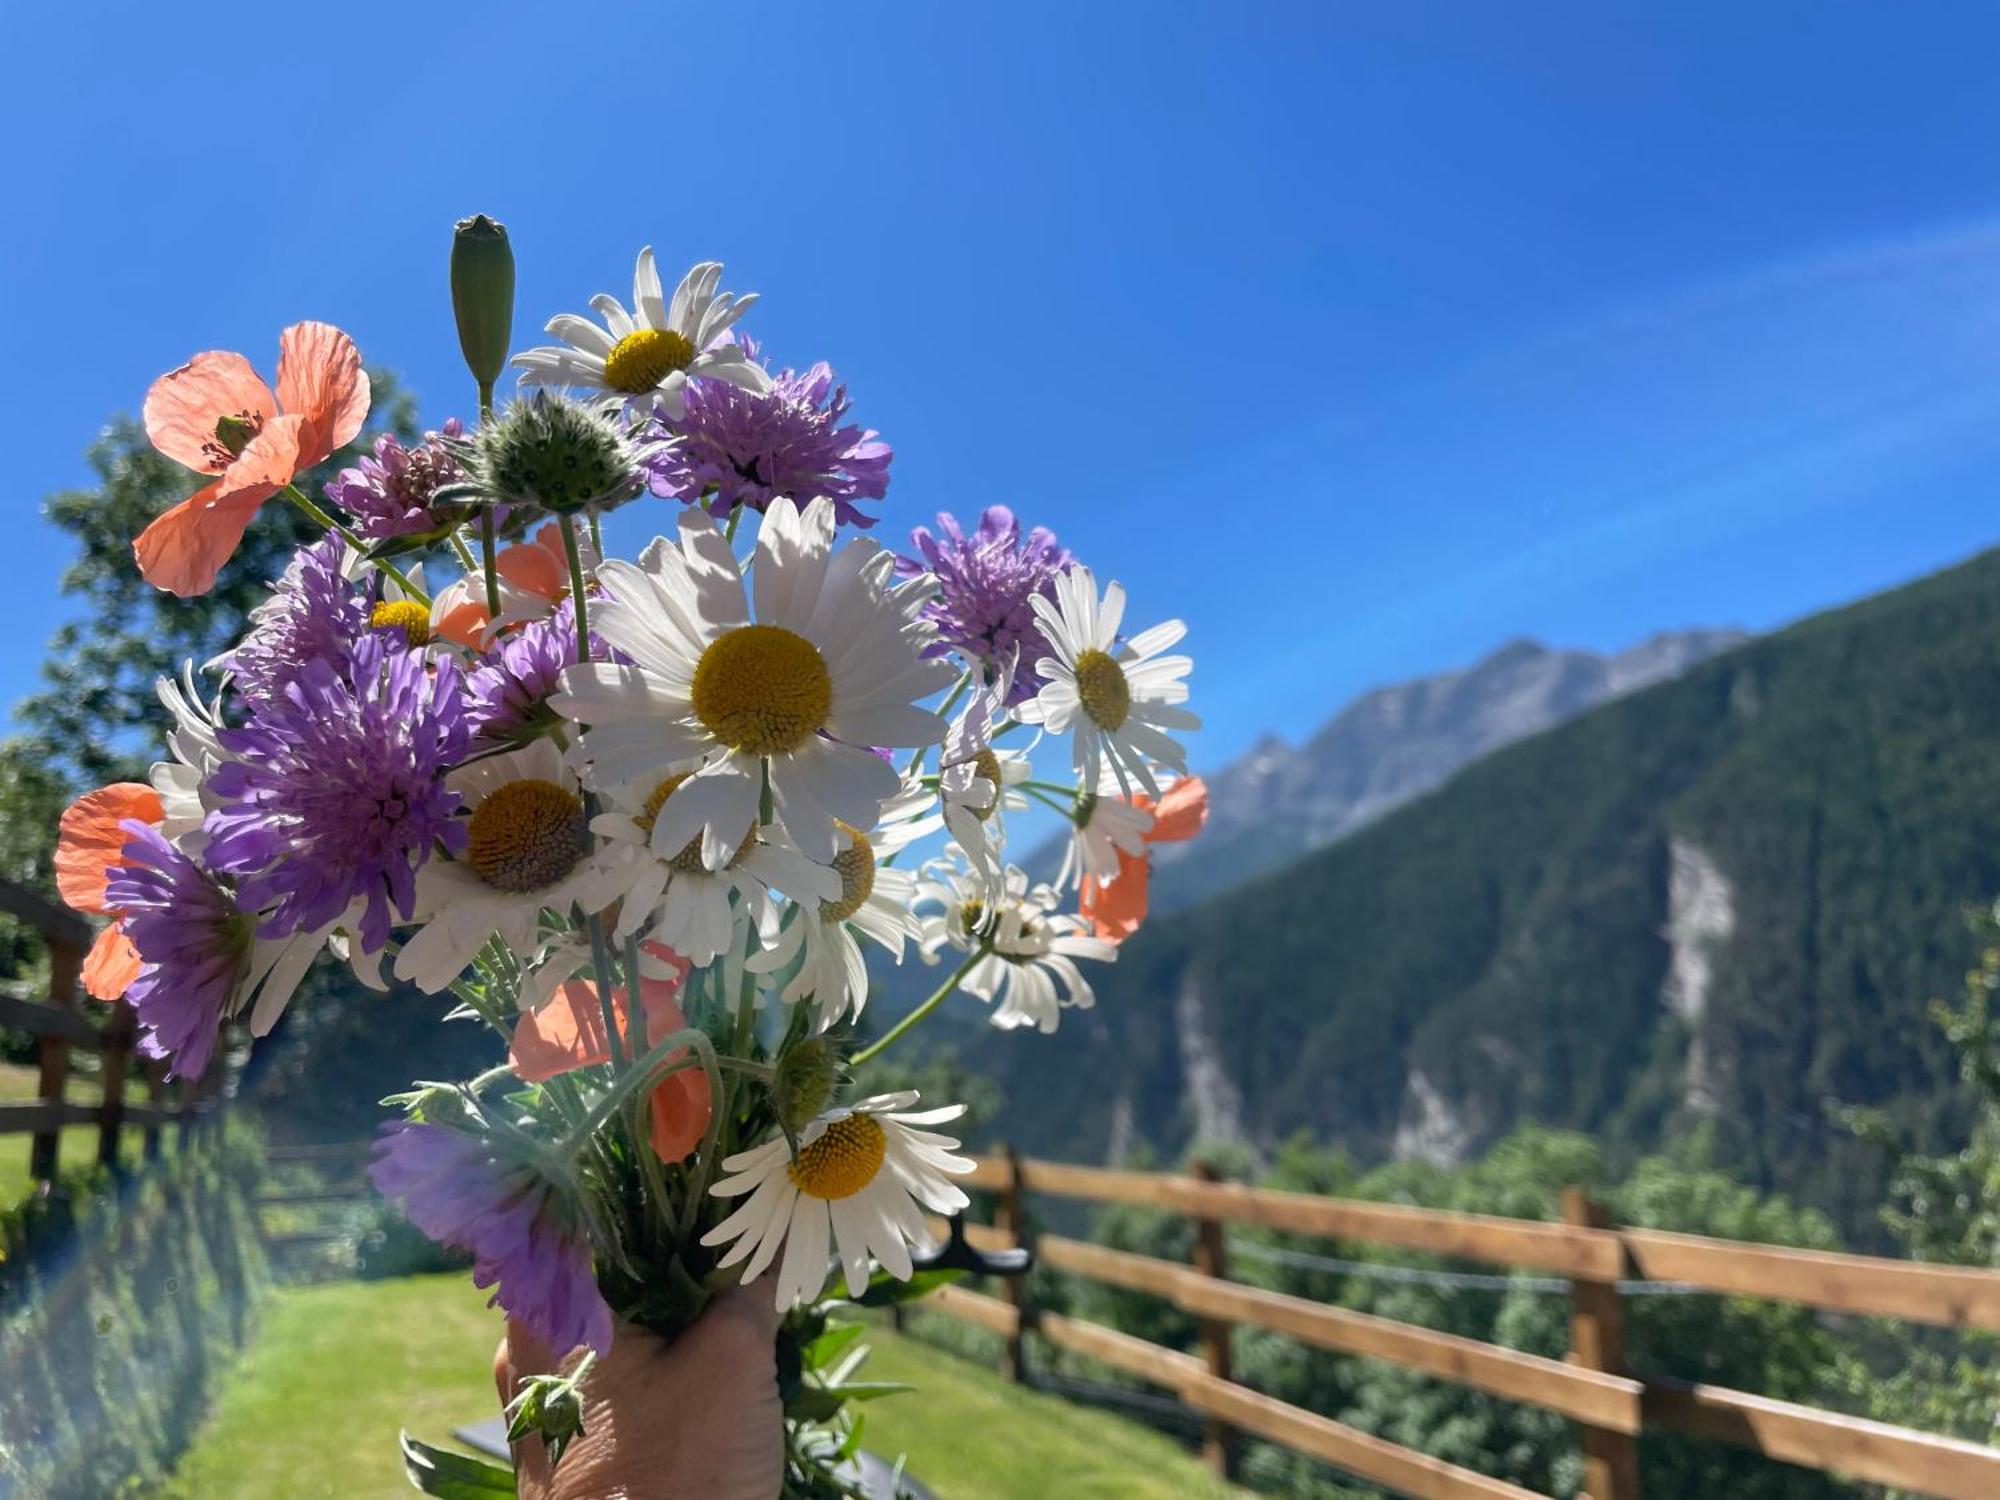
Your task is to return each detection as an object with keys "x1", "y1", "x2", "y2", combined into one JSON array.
[{"x1": 947, "y1": 546, "x2": 2000, "y2": 1233}]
